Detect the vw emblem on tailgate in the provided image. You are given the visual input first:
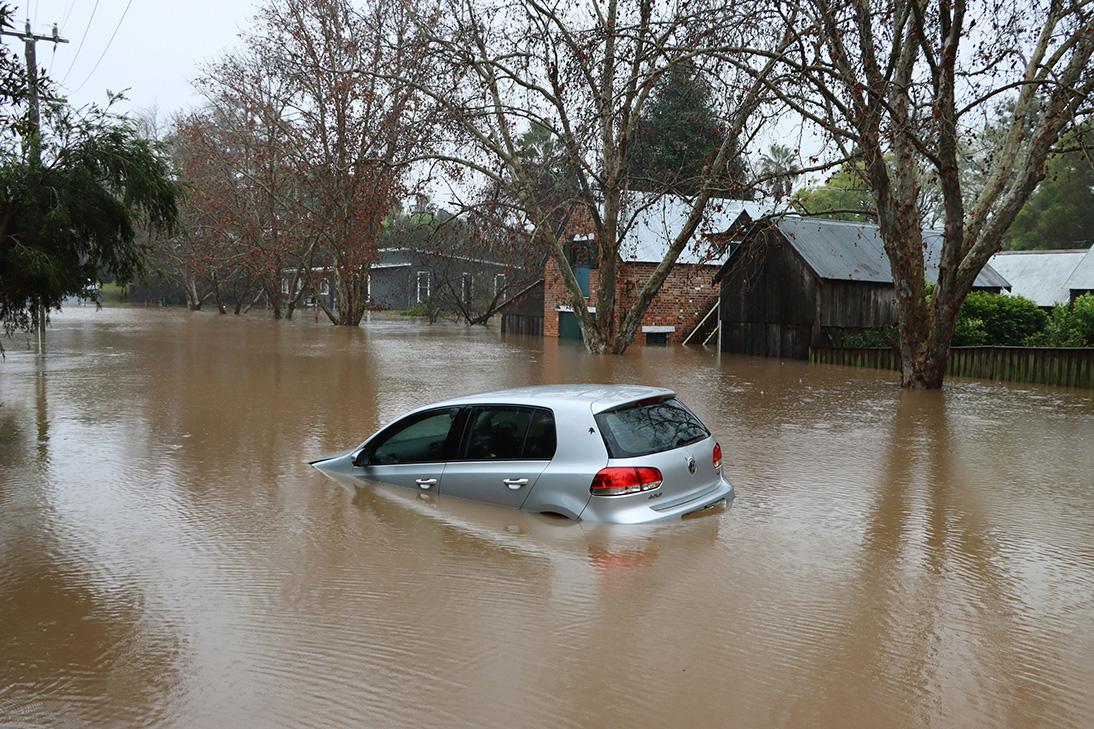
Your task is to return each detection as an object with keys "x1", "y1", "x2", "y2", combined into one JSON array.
[{"x1": 687, "y1": 456, "x2": 696, "y2": 474}]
